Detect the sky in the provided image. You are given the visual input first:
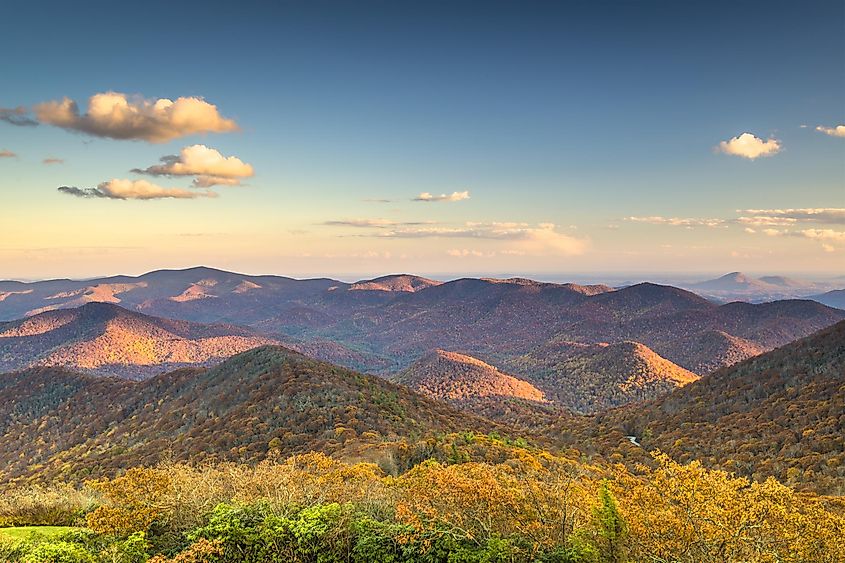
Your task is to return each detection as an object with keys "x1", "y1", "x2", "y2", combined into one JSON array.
[{"x1": 1, "y1": 0, "x2": 843, "y2": 281}]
